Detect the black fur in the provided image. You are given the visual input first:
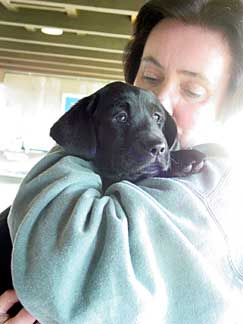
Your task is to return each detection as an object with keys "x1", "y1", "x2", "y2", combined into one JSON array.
[
  {"x1": 0, "y1": 82, "x2": 205, "y2": 312},
  {"x1": 51, "y1": 81, "x2": 205, "y2": 186}
]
